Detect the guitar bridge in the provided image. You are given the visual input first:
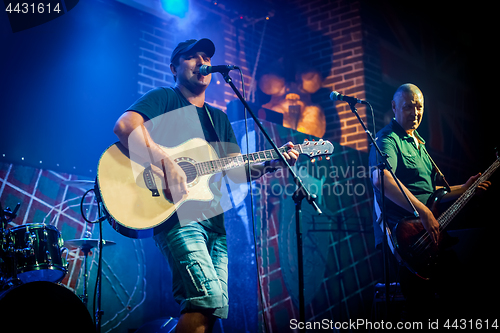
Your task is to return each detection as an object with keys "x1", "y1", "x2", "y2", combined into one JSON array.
[{"x1": 143, "y1": 167, "x2": 160, "y2": 197}]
